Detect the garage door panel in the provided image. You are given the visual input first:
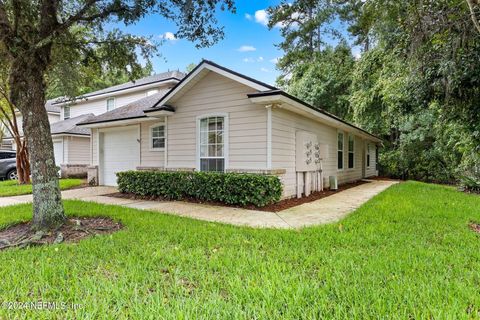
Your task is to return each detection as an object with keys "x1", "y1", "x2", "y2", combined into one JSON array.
[{"x1": 100, "y1": 127, "x2": 139, "y2": 186}]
